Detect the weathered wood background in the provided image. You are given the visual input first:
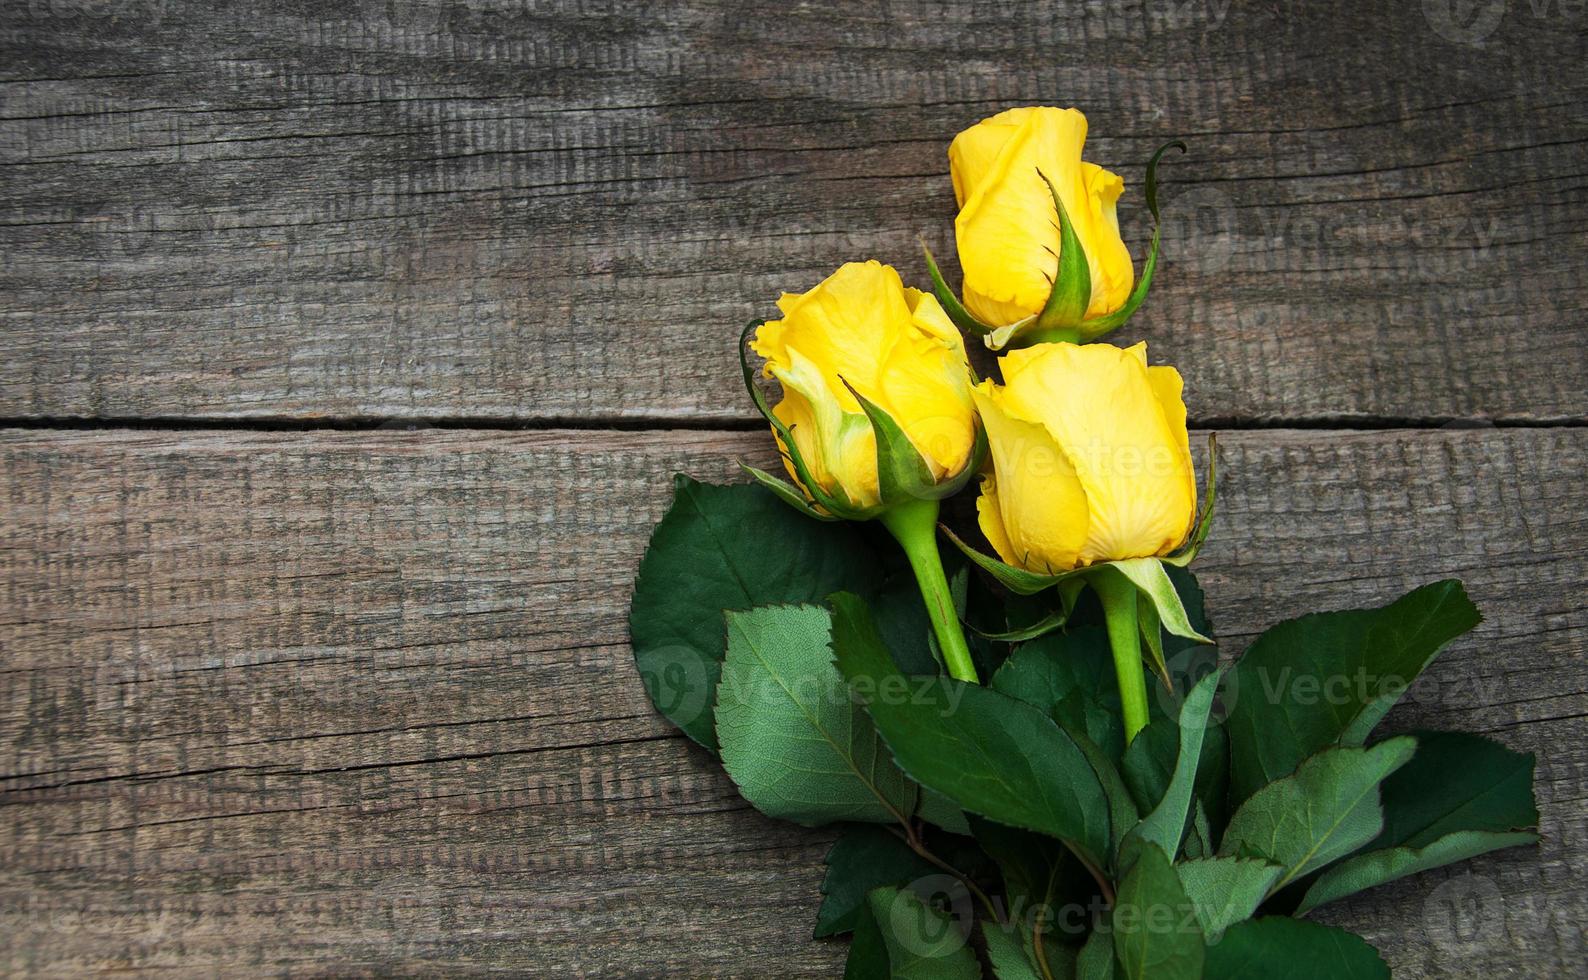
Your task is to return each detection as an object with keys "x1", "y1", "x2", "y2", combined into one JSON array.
[{"x1": 1, "y1": 0, "x2": 1584, "y2": 976}]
